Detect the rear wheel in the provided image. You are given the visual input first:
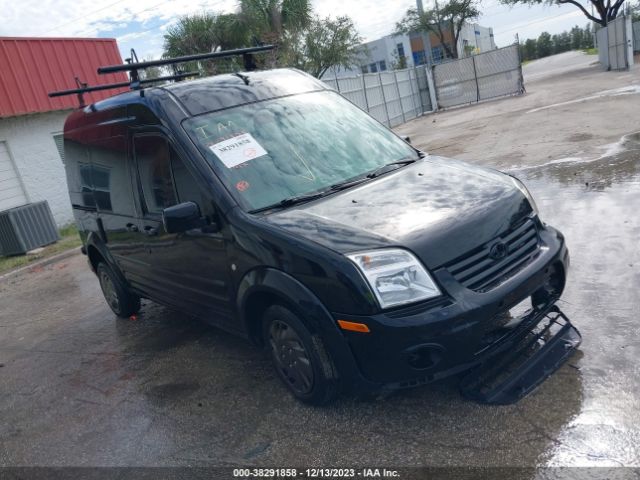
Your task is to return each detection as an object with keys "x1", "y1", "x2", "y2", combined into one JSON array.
[
  {"x1": 263, "y1": 305, "x2": 339, "y2": 405},
  {"x1": 97, "y1": 262, "x2": 140, "y2": 318}
]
